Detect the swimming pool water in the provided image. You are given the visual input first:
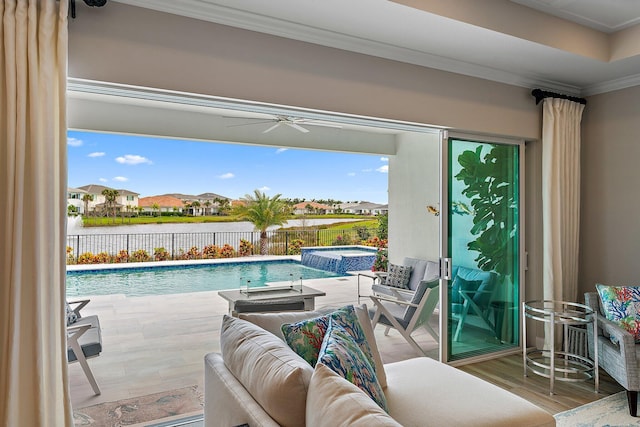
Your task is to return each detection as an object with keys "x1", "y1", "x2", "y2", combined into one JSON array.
[{"x1": 66, "y1": 260, "x2": 341, "y2": 297}]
